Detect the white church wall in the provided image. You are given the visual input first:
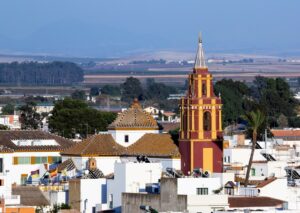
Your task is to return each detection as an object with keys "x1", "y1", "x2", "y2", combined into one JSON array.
[
  {"x1": 95, "y1": 157, "x2": 121, "y2": 175},
  {"x1": 64, "y1": 156, "x2": 121, "y2": 175},
  {"x1": 122, "y1": 156, "x2": 180, "y2": 172},
  {"x1": 108, "y1": 129, "x2": 159, "y2": 147}
]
